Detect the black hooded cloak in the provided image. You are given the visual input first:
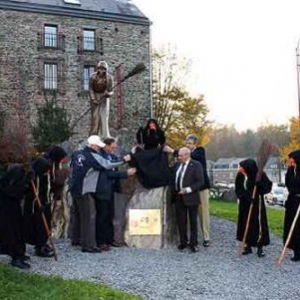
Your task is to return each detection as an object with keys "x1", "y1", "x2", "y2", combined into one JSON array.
[
  {"x1": 136, "y1": 119, "x2": 166, "y2": 150},
  {"x1": 235, "y1": 158, "x2": 272, "y2": 247},
  {"x1": 0, "y1": 165, "x2": 28, "y2": 258},
  {"x1": 23, "y1": 157, "x2": 52, "y2": 247},
  {"x1": 283, "y1": 149, "x2": 300, "y2": 252}
]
